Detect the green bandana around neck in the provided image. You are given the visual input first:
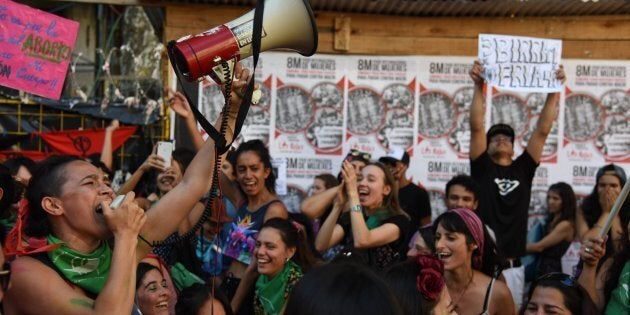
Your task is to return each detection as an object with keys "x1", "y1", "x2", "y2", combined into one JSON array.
[
  {"x1": 366, "y1": 207, "x2": 390, "y2": 230},
  {"x1": 605, "y1": 261, "x2": 630, "y2": 314},
  {"x1": 255, "y1": 260, "x2": 303, "y2": 315},
  {"x1": 47, "y1": 234, "x2": 112, "y2": 295},
  {"x1": 0, "y1": 211, "x2": 17, "y2": 232}
]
